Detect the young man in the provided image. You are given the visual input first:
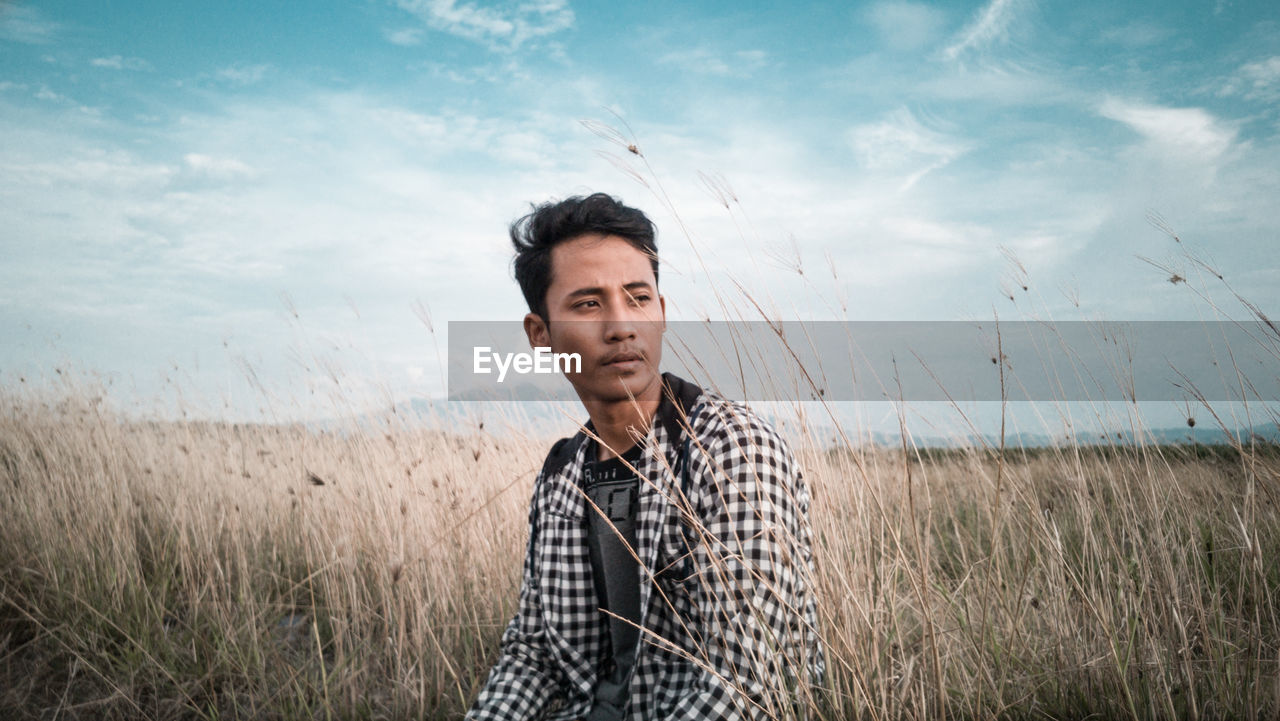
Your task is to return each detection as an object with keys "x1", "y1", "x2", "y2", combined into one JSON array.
[{"x1": 468, "y1": 193, "x2": 823, "y2": 721}]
